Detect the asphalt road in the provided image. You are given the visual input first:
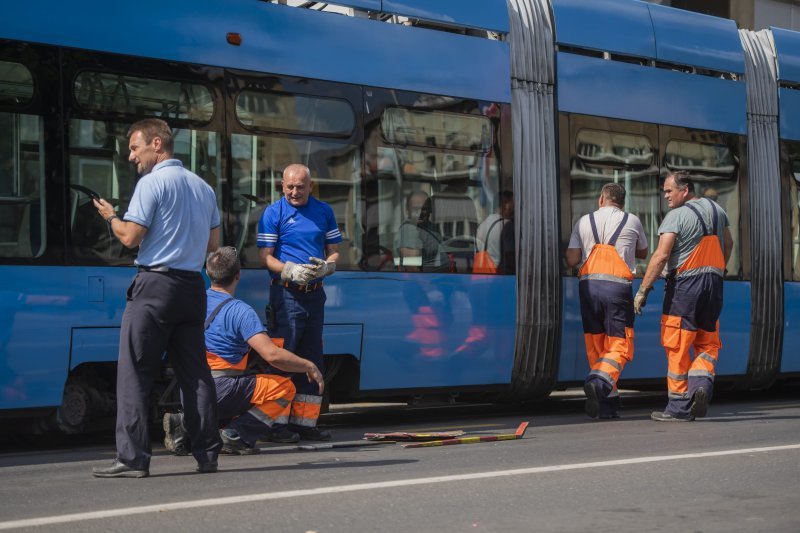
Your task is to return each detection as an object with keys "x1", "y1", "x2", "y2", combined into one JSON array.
[{"x1": 0, "y1": 391, "x2": 798, "y2": 532}]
